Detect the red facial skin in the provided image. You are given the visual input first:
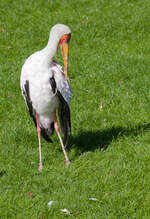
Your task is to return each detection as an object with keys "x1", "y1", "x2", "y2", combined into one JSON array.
[{"x1": 59, "y1": 34, "x2": 71, "y2": 45}]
